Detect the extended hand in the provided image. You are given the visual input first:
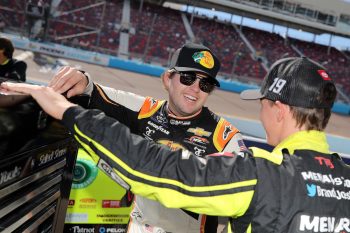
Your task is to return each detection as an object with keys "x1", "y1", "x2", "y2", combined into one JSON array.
[
  {"x1": 1, "y1": 82, "x2": 77, "y2": 120},
  {"x1": 49, "y1": 66, "x2": 88, "y2": 98}
]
